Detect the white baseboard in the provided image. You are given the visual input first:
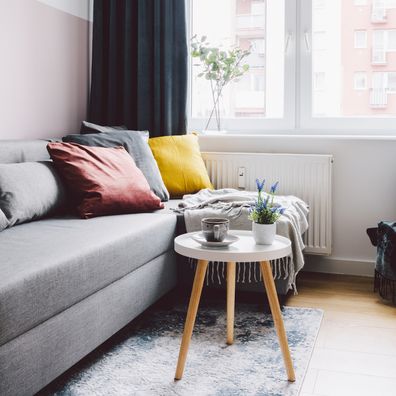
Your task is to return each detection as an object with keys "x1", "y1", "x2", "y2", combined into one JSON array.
[{"x1": 303, "y1": 255, "x2": 375, "y2": 277}]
